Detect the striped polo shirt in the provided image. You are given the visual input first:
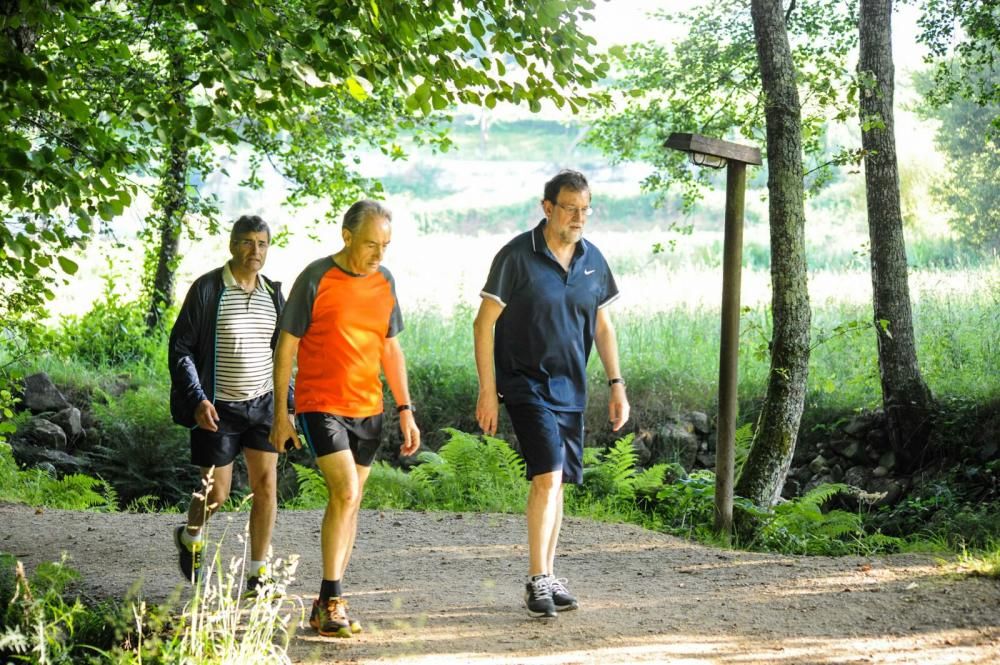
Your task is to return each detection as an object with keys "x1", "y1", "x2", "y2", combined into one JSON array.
[{"x1": 215, "y1": 262, "x2": 277, "y2": 401}]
